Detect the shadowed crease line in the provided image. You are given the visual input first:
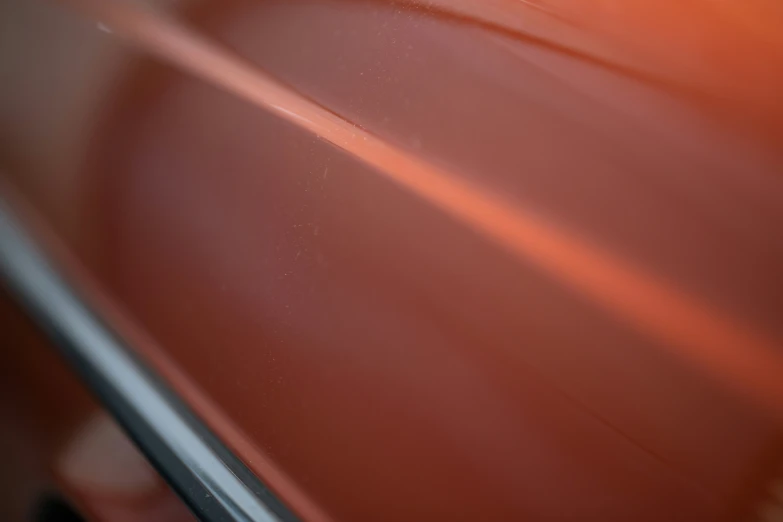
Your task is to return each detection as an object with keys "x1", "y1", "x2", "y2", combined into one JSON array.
[{"x1": 63, "y1": 0, "x2": 783, "y2": 418}]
